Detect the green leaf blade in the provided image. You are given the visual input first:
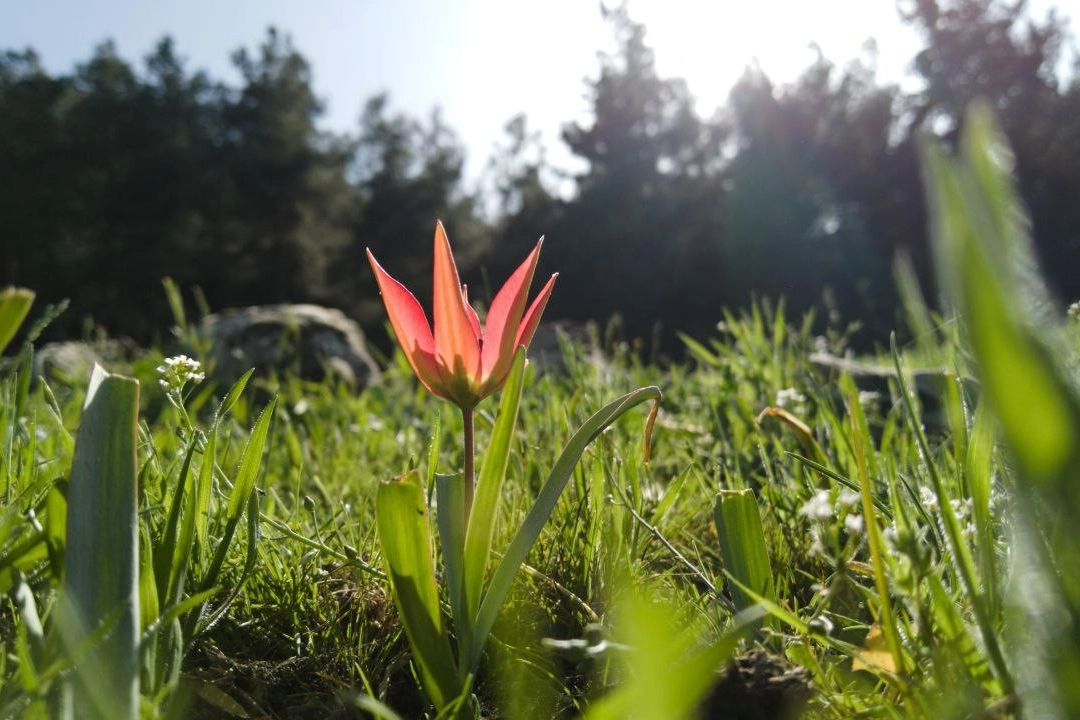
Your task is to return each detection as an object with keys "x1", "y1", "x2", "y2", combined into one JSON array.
[
  {"x1": 376, "y1": 470, "x2": 462, "y2": 711},
  {"x1": 470, "y1": 385, "x2": 661, "y2": 672},
  {"x1": 713, "y1": 489, "x2": 774, "y2": 612},
  {"x1": 62, "y1": 364, "x2": 140, "y2": 720},
  {"x1": 463, "y1": 348, "x2": 526, "y2": 624},
  {"x1": 0, "y1": 287, "x2": 34, "y2": 356}
]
